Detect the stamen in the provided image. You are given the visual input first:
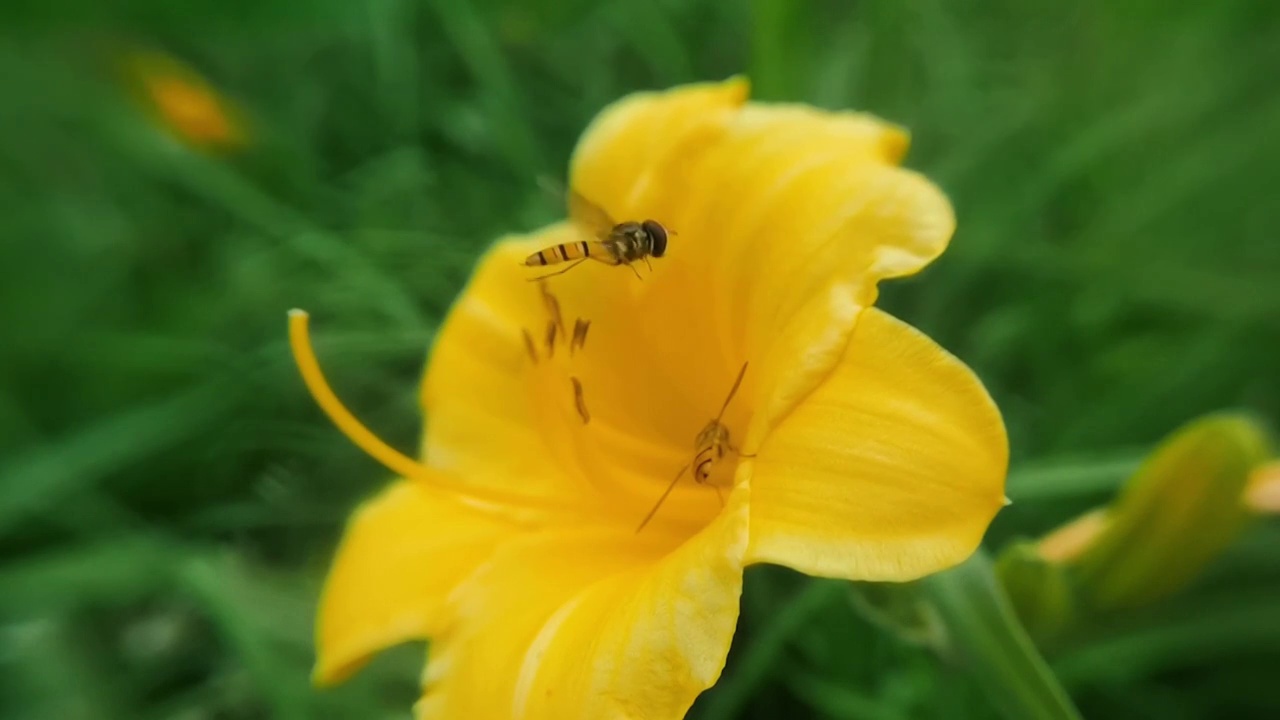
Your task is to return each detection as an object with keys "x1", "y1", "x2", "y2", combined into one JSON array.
[
  {"x1": 570, "y1": 319, "x2": 590, "y2": 354},
  {"x1": 288, "y1": 309, "x2": 582, "y2": 519},
  {"x1": 544, "y1": 319, "x2": 557, "y2": 358},
  {"x1": 540, "y1": 282, "x2": 566, "y2": 339},
  {"x1": 288, "y1": 309, "x2": 427, "y2": 480},
  {"x1": 571, "y1": 376, "x2": 590, "y2": 424},
  {"x1": 521, "y1": 329, "x2": 539, "y2": 364}
]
